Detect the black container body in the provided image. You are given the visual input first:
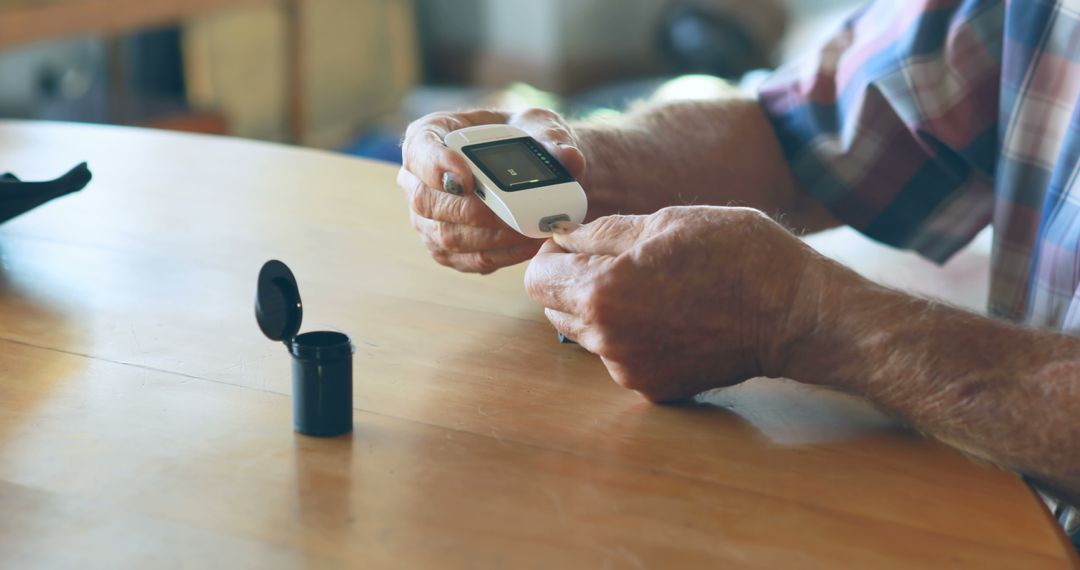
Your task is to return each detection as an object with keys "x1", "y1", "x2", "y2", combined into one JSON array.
[{"x1": 290, "y1": 331, "x2": 353, "y2": 437}]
